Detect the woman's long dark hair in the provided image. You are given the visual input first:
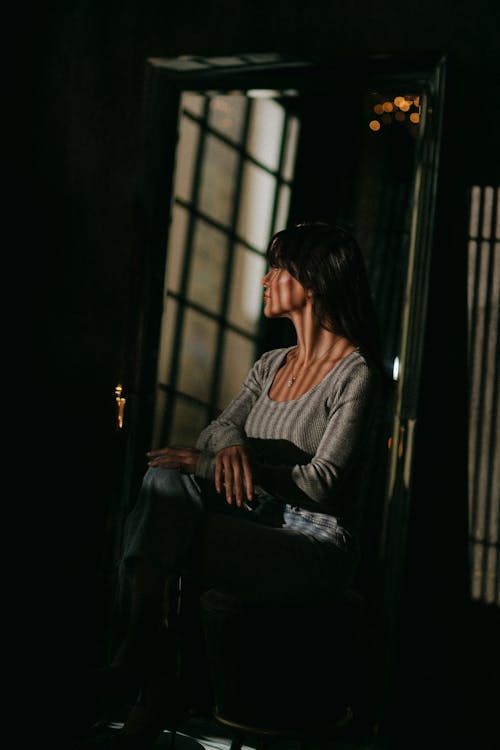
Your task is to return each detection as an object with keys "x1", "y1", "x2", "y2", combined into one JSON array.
[{"x1": 266, "y1": 222, "x2": 382, "y2": 367}]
